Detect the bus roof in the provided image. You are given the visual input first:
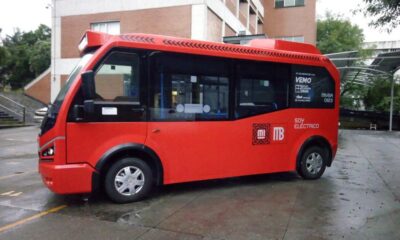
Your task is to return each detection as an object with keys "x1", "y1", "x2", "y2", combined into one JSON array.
[{"x1": 79, "y1": 30, "x2": 330, "y2": 64}]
